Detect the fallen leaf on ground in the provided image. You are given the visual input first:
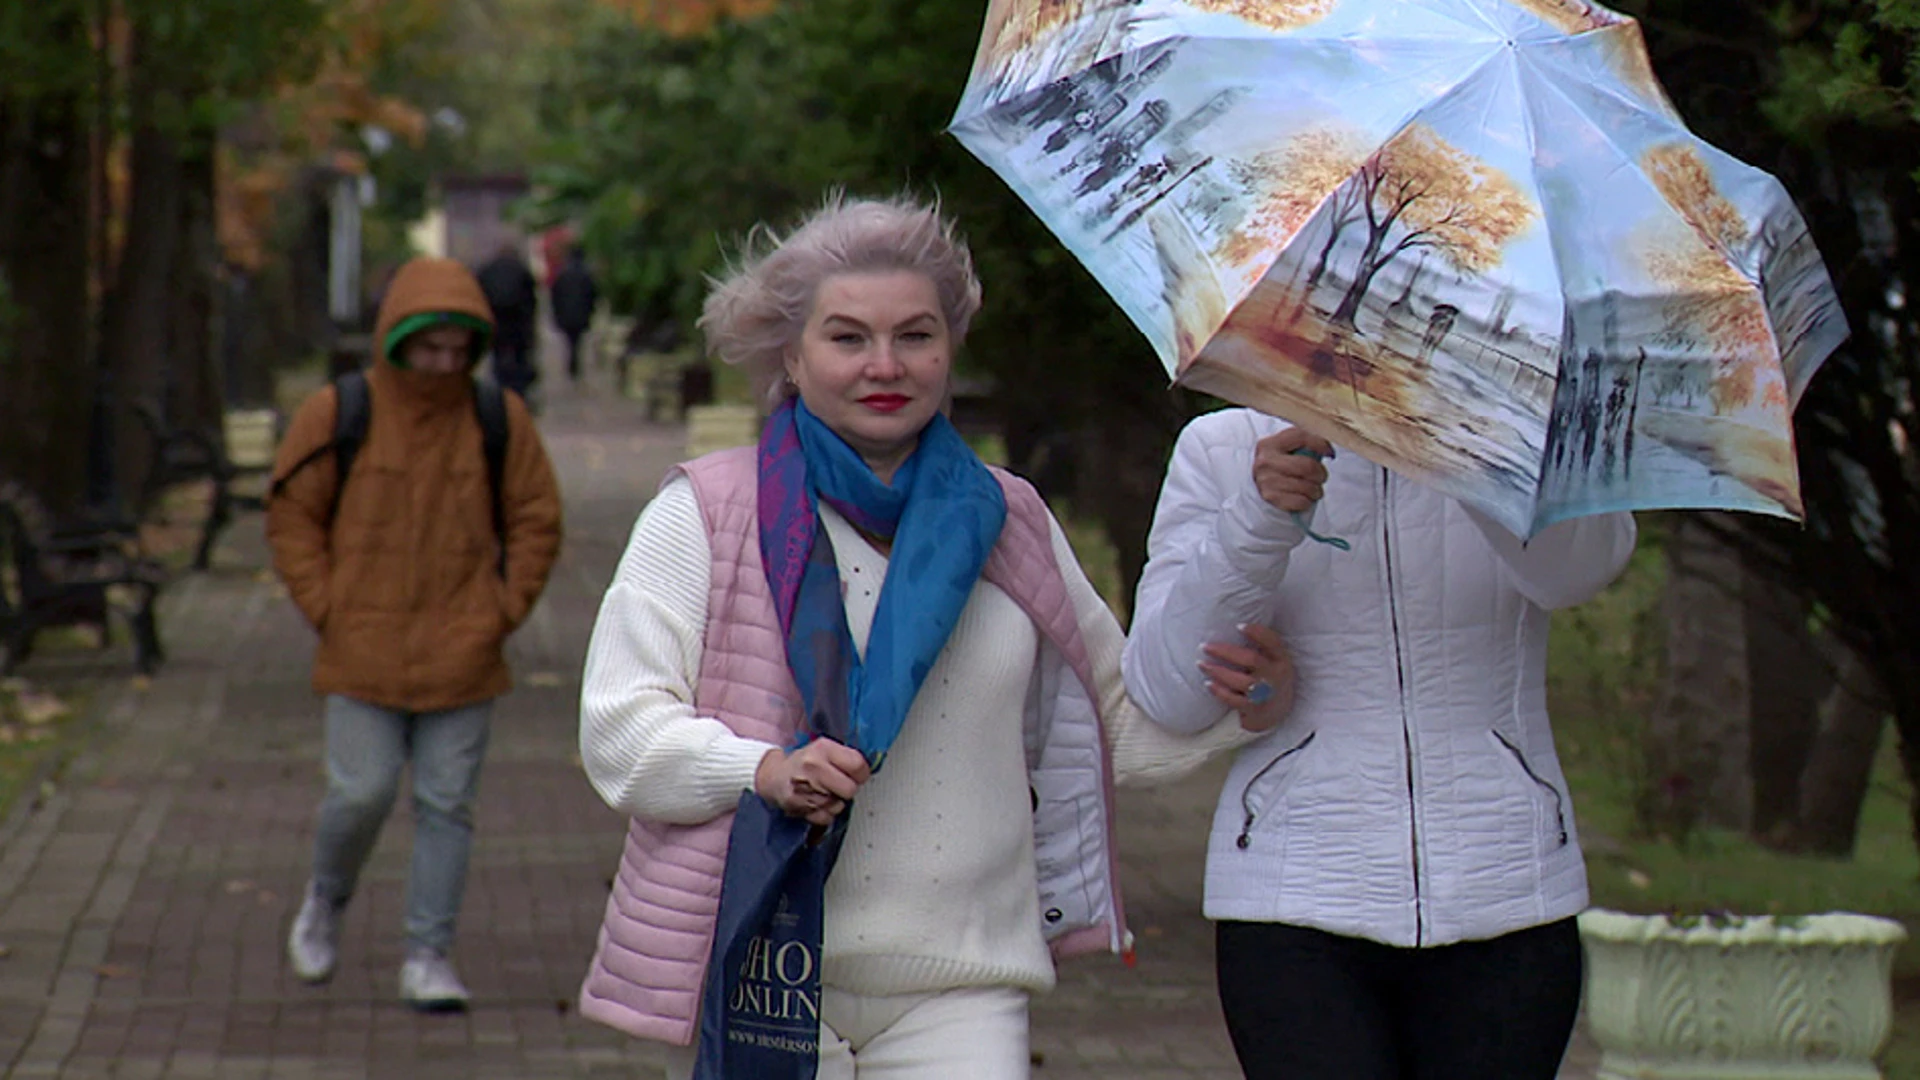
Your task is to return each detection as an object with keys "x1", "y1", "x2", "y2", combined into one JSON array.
[
  {"x1": 0, "y1": 942, "x2": 12, "y2": 959},
  {"x1": 224, "y1": 879, "x2": 257, "y2": 895},
  {"x1": 131, "y1": 676, "x2": 153, "y2": 692},
  {"x1": 0, "y1": 726, "x2": 18, "y2": 745},
  {"x1": 1626, "y1": 869, "x2": 1652, "y2": 890},
  {"x1": 16, "y1": 691, "x2": 69, "y2": 725},
  {"x1": 95, "y1": 965, "x2": 137, "y2": 980}
]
